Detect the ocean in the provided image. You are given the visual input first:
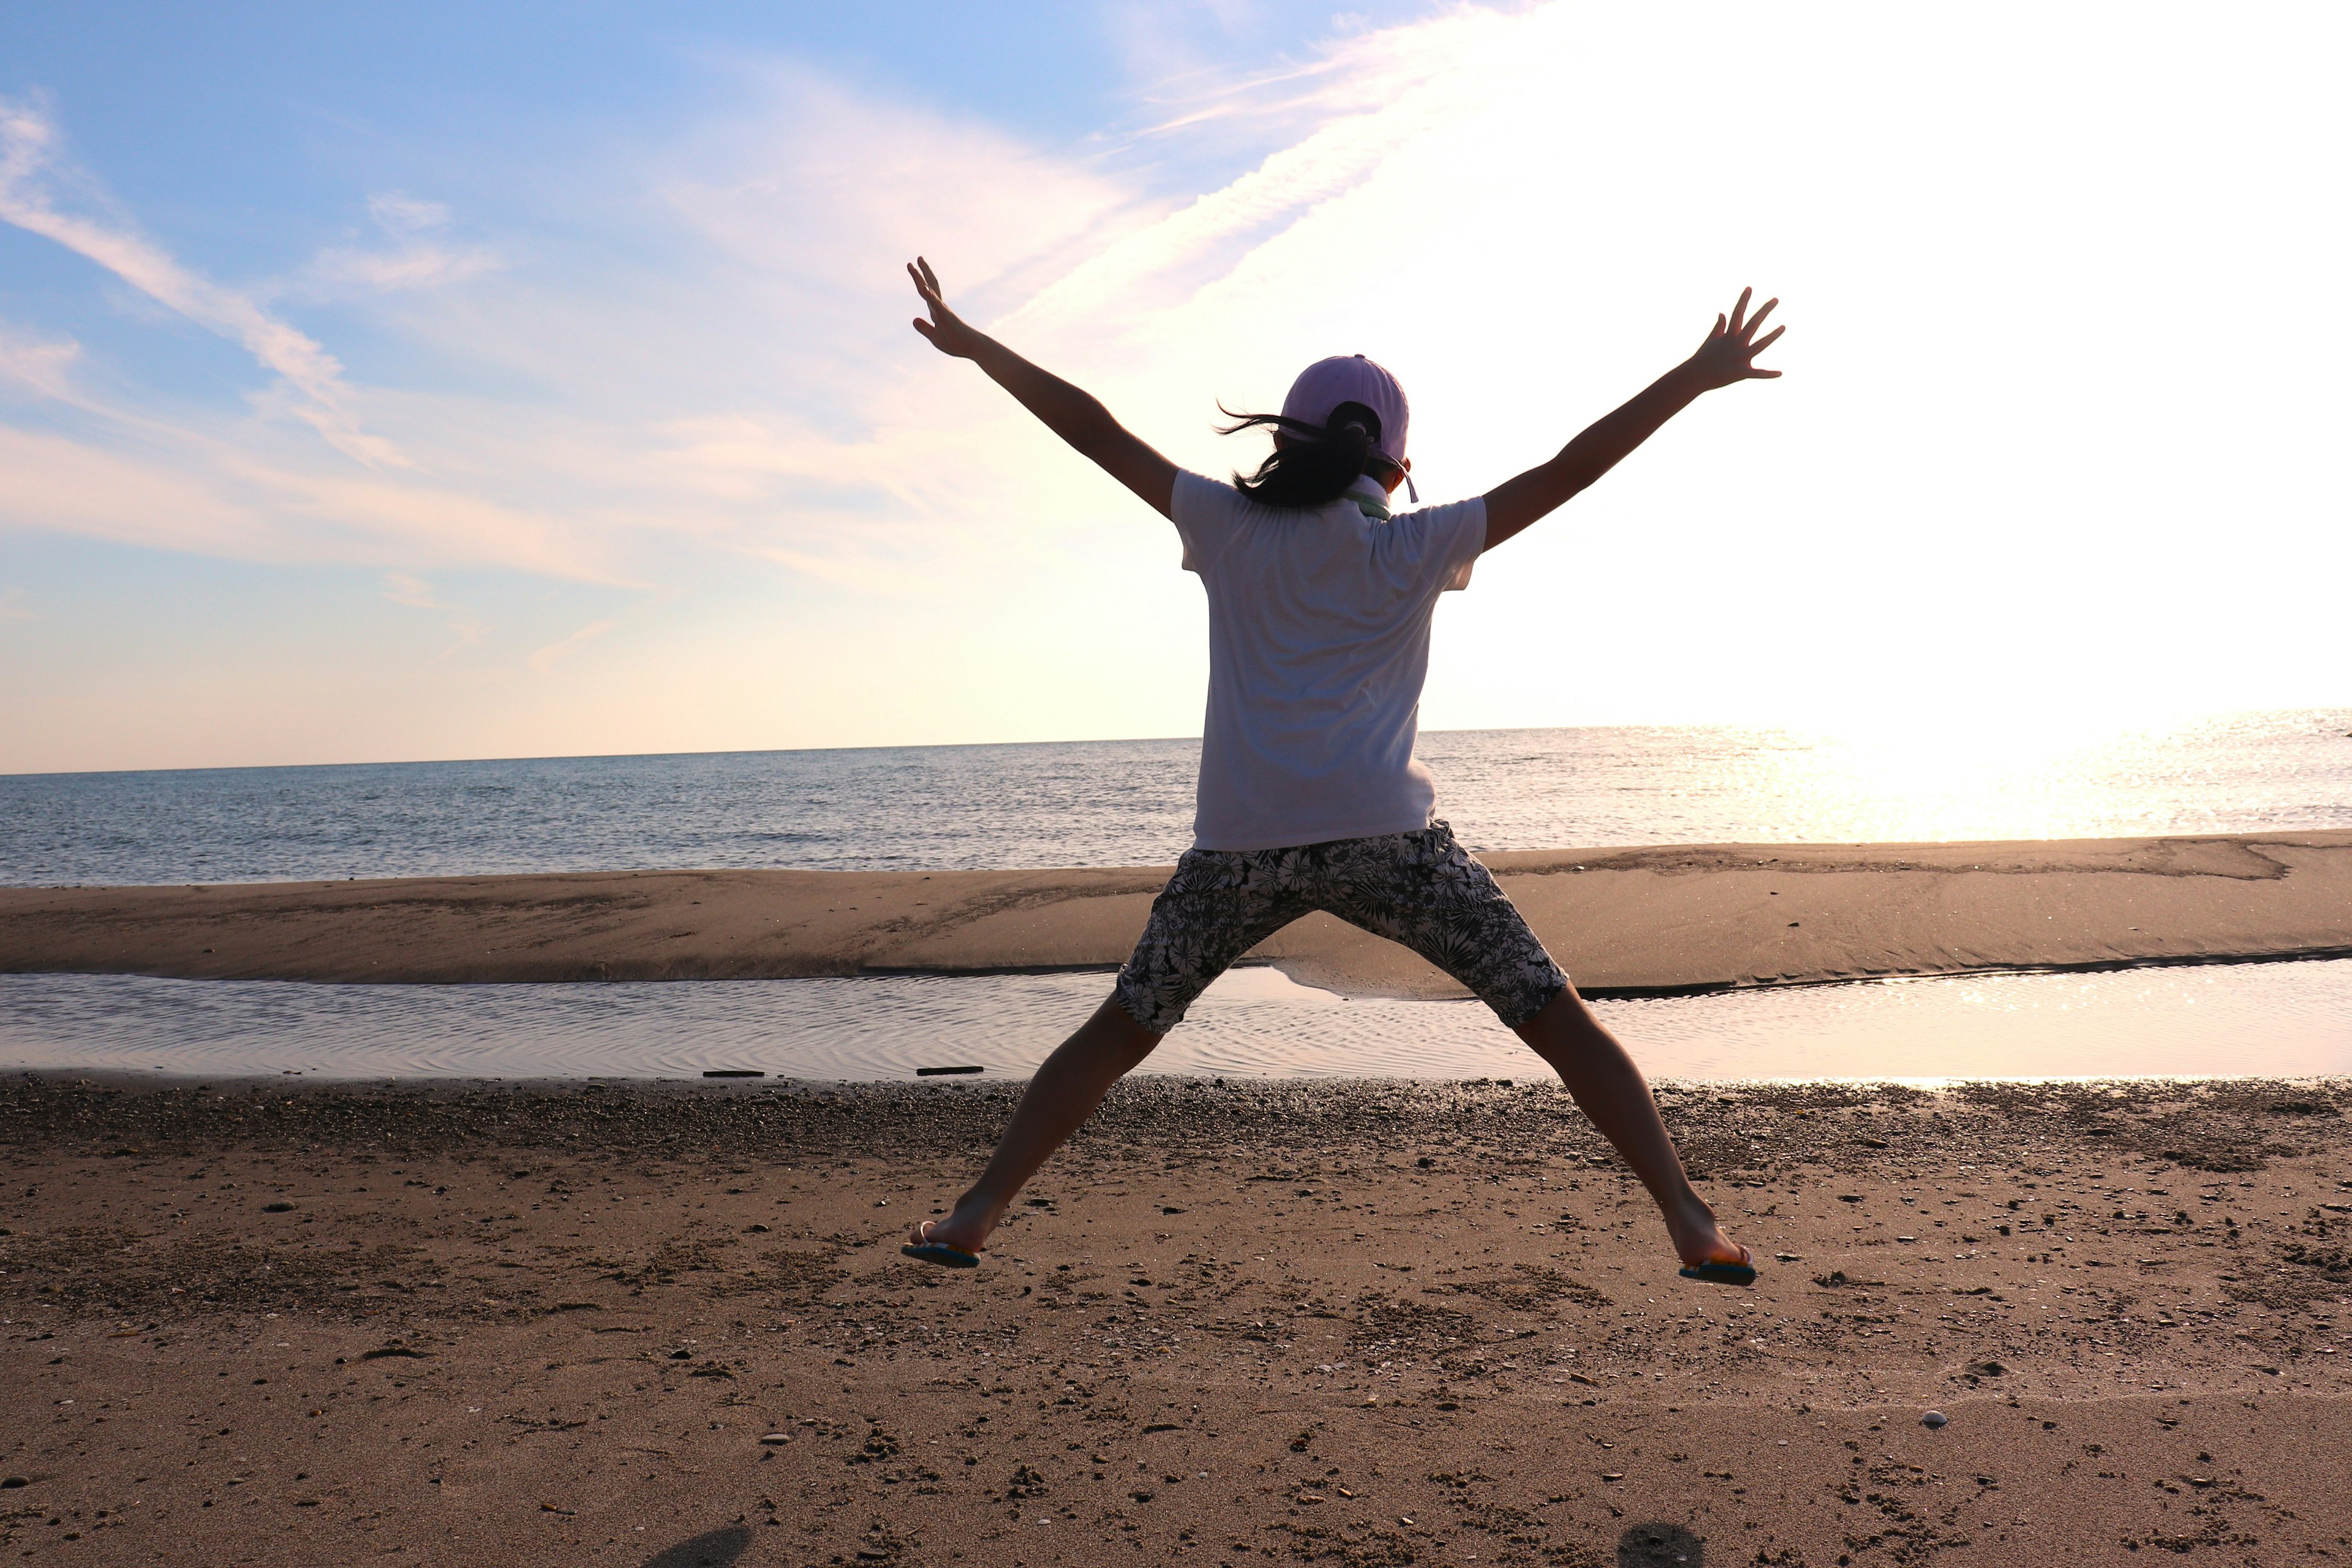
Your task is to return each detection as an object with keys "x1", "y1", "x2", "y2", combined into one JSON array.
[
  {"x1": 6, "y1": 709, "x2": 2350, "y2": 887},
  {"x1": 4, "y1": 708, "x2": 2349, "y2": 1082}
]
